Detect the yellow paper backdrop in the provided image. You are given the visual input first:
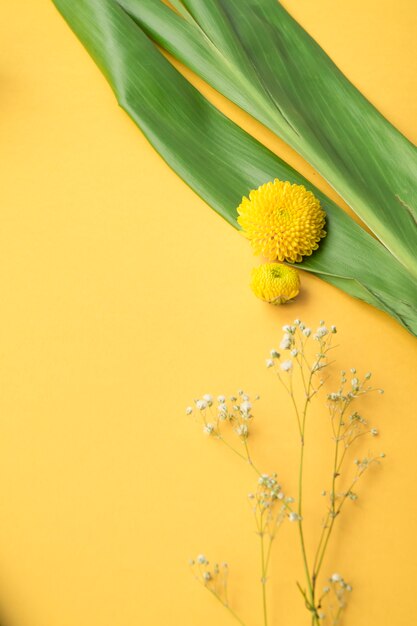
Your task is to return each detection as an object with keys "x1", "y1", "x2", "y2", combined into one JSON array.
[{"x1": 1, "y1": 1, "x2": 416, "y2": 625}]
